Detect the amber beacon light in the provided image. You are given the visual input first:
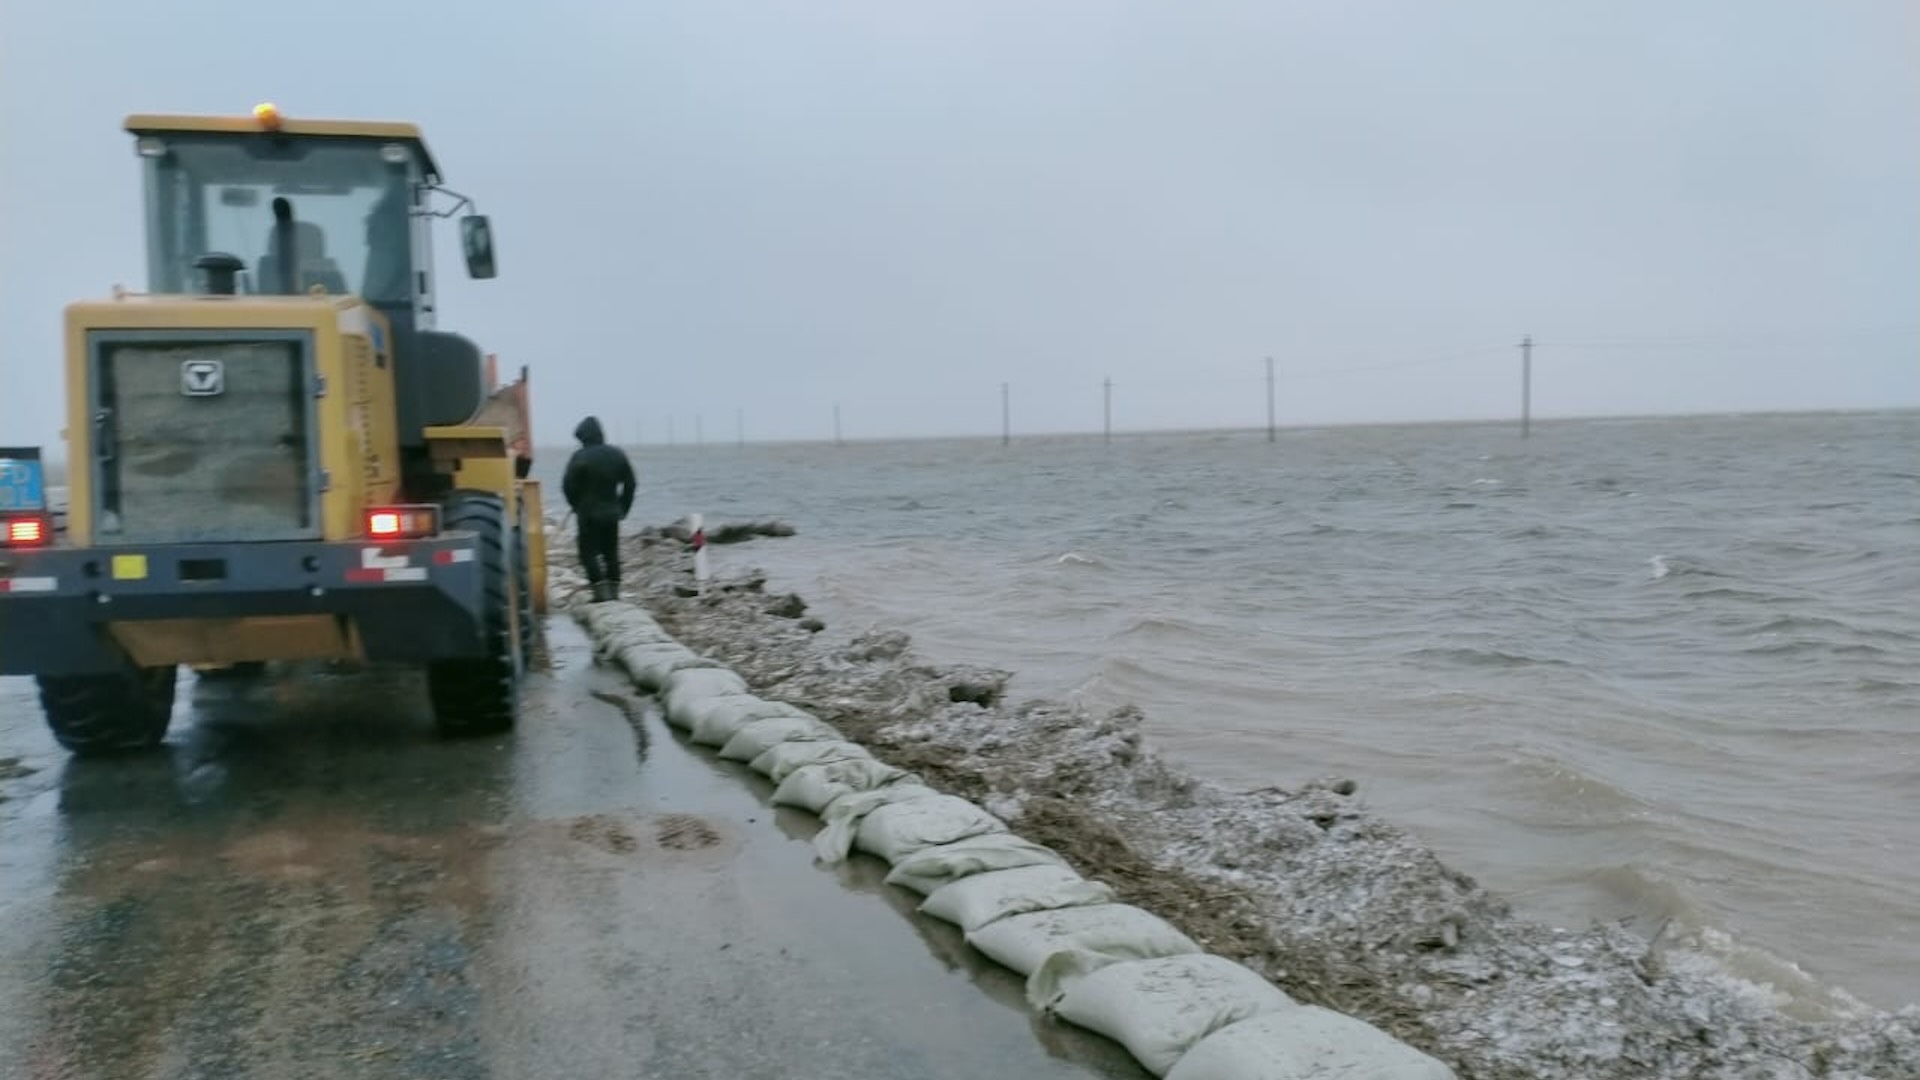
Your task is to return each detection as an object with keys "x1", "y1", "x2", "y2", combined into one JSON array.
[{"x1": 253, "y1": 102, "x2": 284, "y2": 130}]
